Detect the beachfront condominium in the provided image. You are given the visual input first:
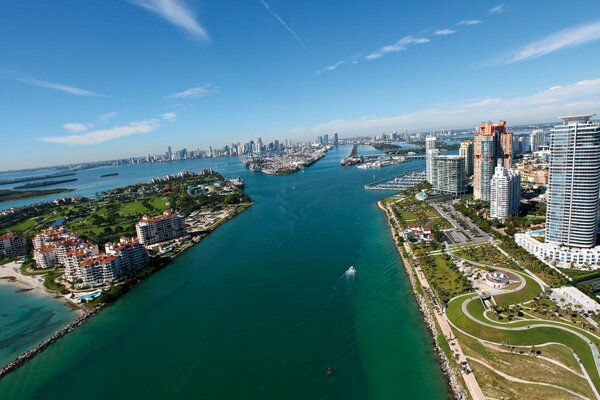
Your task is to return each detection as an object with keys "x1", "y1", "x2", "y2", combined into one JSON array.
[
  {"x1": 0, "y1": 233, "x2": 28, "y2": 258},
  {"x1": 105, "y1": 237, "x2": 149, "y2": 275},
  {"x1": 474, "y1": 121, "x2": 513, "y2": 201},
  {"x1": 459, "y1": 140, "x2": 474, "y2": 176},
  {"x1": 545, "y1": 115, "x2": 600, "y2": 248},
  {"x1": 490, "y1": 161, "x2": 521, "y2": 220},
  {"x1": 530, "y1": 129, "x2": 545, "y2": 152},
  {"x1": 425, "y1": 136, "x2": 437, "y2": 184},
  {"x1": 431, "y1": 155, "x2": 467, "y2": 196},
  {"x1": 136, "y1": 211, "x2": 188, "y2": 246}
]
